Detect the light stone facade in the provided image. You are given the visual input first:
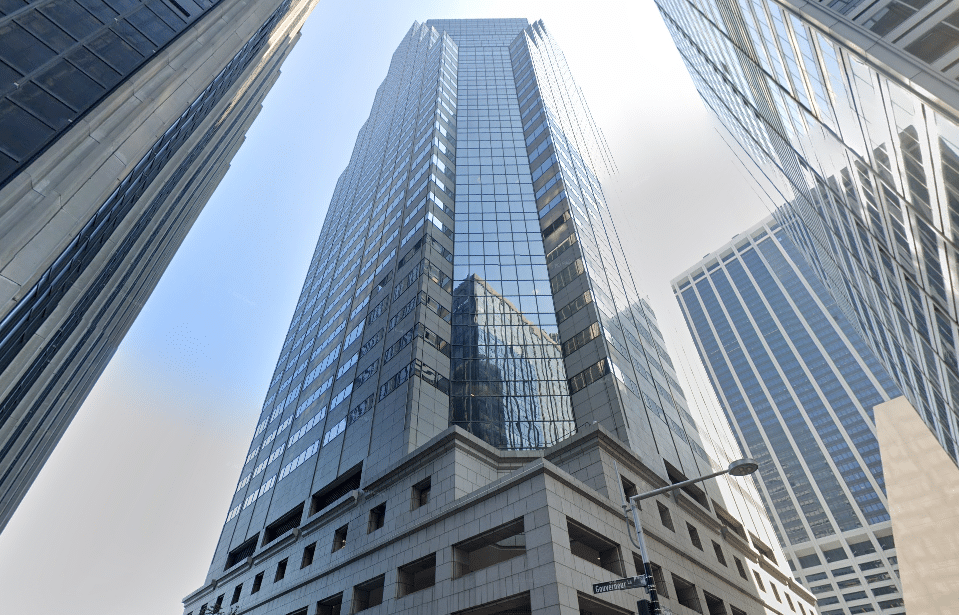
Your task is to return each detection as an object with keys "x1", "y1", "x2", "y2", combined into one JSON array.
[{"x1": 183, "y1": 425, "x2": 815, "y2": 615}]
